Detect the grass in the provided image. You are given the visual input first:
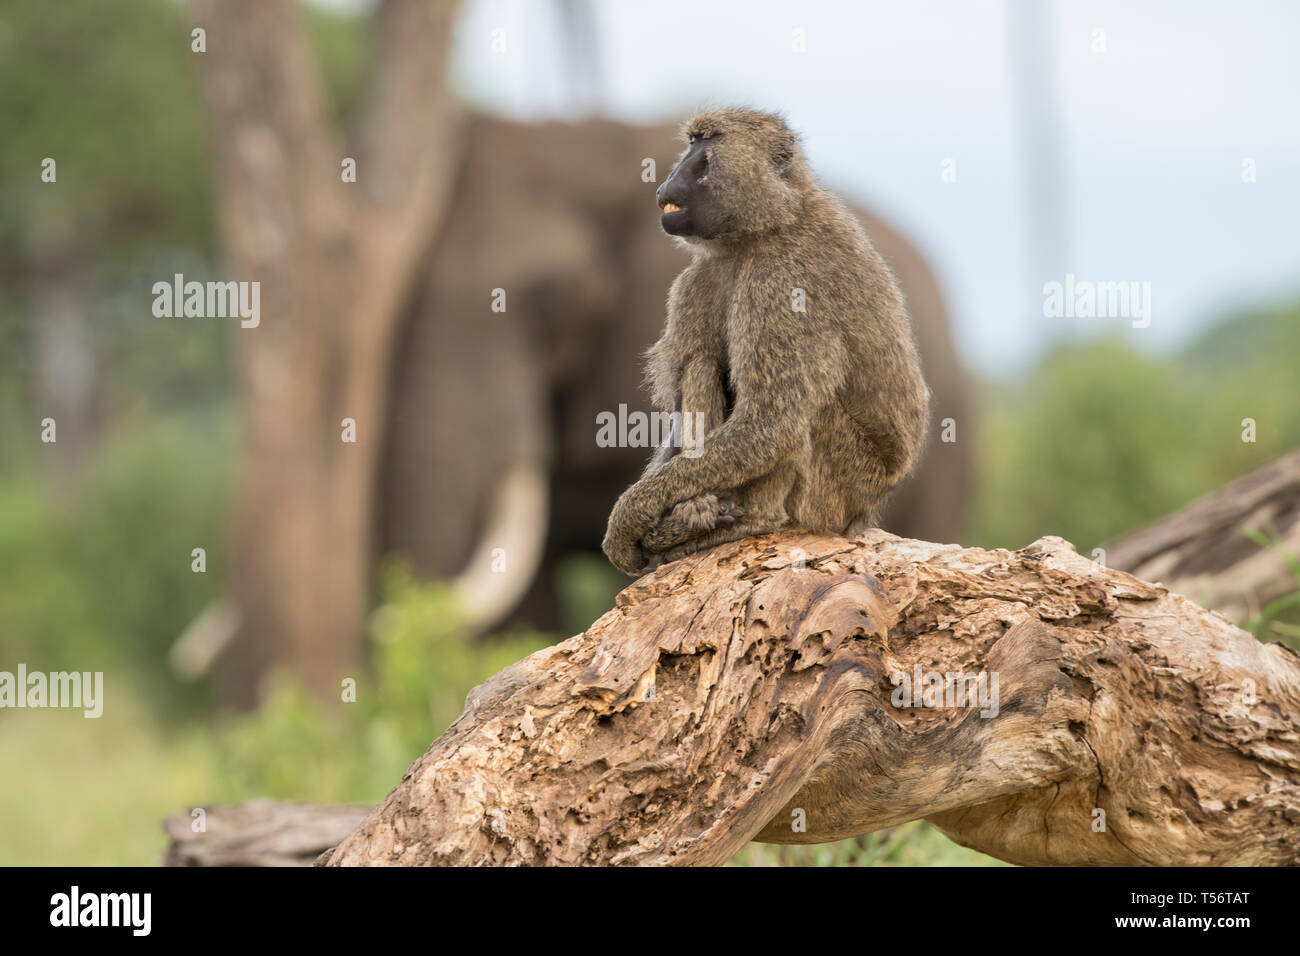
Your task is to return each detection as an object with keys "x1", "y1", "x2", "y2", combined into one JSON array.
[
  {"x1": 729, "y1": 822, "x2": 1004, "y2": 866},
  {"x1": 1238, "y1": 526, "x2": 1300, "y2": 646},
  {"x1": 0, "y1": 696, "x2": 219, "y2": 866}
]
